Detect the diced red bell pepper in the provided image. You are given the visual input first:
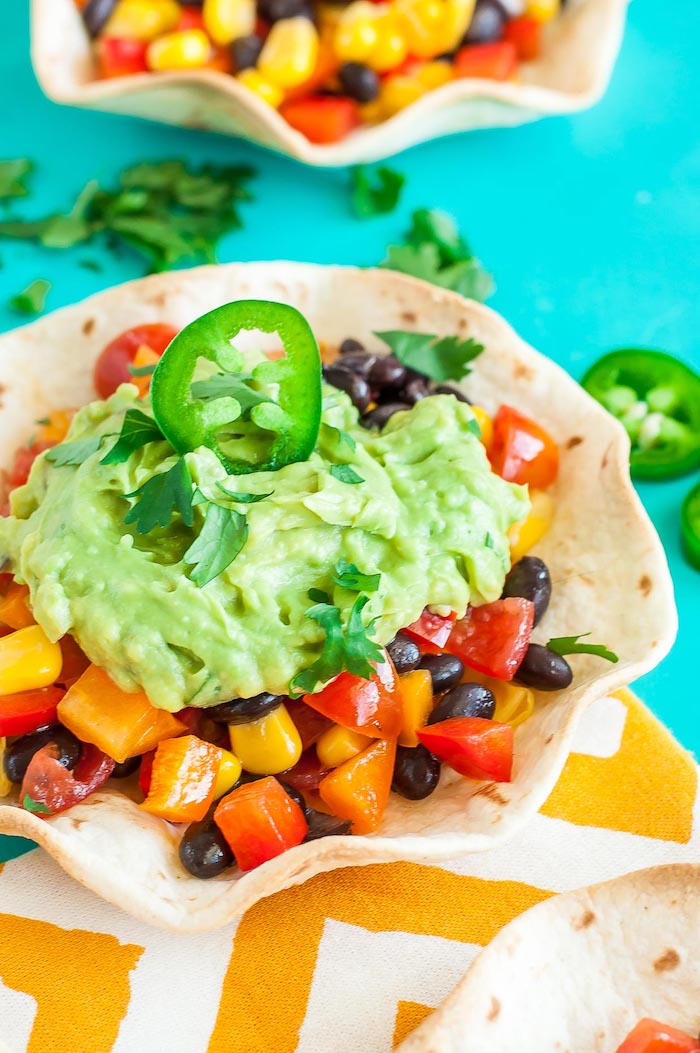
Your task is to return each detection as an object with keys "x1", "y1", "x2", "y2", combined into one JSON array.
[
  {"x1": 418, "y1": 717, "x2": 513, "y2": 781},
  {"x1": 139, "y1": 749, "x2": 155, "y2": 797},
  {"x1": 318, "y1": 736, "x2": 396, "y2": 834},
  {"x1": 448, "y1": 598, "x2": 534, "y2": 680},
  {"x1": 615, "y1": 1019, "x2": 700, "y2": 1053},
  {"x1": 93, "y1": 323, "x2": 178, "y2": 399},
  {"x1": 489, "y1": 405, "x2": 559, "y2": 489},
  {"x1": 281, "y1": 747, "x2": 332, "y2": 792},
  {"x1": 57, "y1": 635, "x2": 90, "y2": 687},
  {"x1": 141, "y1": 735, "x2": 222, "y2": 823},
  {"x1": 404, "y1": 608, "x2": 457, "y2": 649},
  {"x1": 286, "y1": 697, "x2": 334, "y2": 750},
  {"x1": 98, "y1": 37, "x2": 149, "y2": 79},
  {"x1": 303, "y1": 656, "x2": 402, "y2": 739},
  {"x1": 21, "y1": 743, "x2": 115, "y2": 816},
  {"x1": 279, "y1": 96, "x2": 360, "y2": 144},
  {"x1": 454, "y1": 41, "x2": 517, "y2": 81},
  {"x1": 214, "y1": 776, "x2": 308, "y2": 871},
  {"x1": 0, "y1": 686, "x2": 64, "y2": 737},
  {"x1": 5, "y1": 441, "x2": 53, "y2": 496},
  {"x1": 503, "y1": 16, "x2": 541, "y2": 61}
]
